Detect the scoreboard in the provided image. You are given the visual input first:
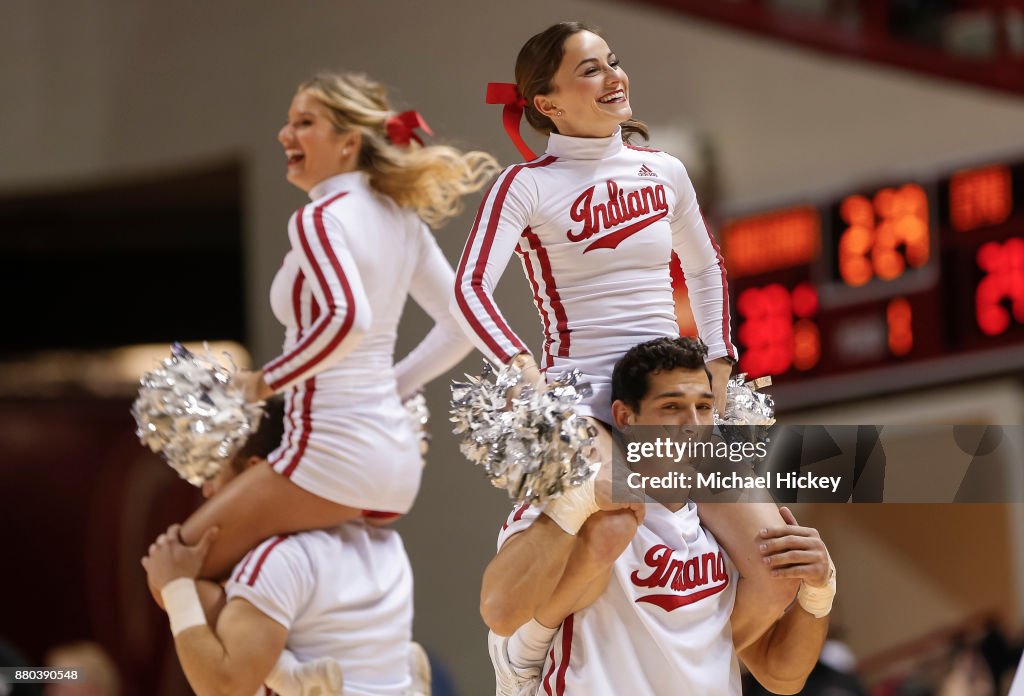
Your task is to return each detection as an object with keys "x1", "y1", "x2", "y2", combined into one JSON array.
[{"x1": 678, "y1": 158, "x2": 1024, "y2": 408}]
